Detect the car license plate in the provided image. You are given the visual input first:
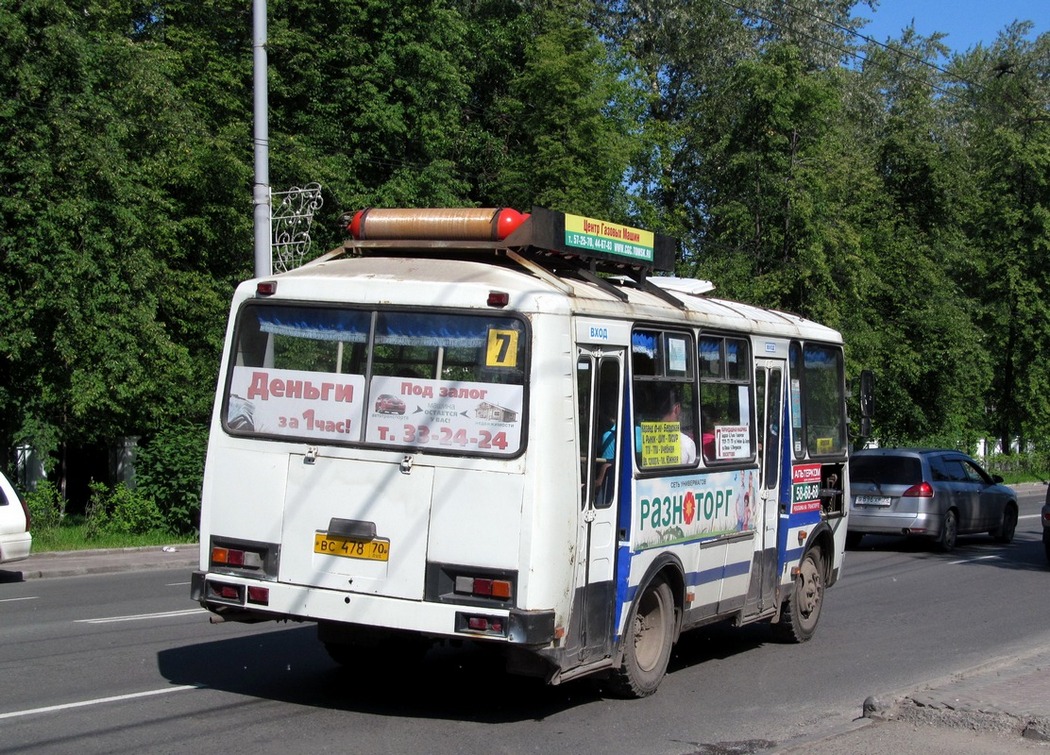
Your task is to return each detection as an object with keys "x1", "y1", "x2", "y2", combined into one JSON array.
[
  {"x1": 314, "y1": 533, "x2": 390, "y2": 561},
  {"x1": 855, "y1": 495, "x2": 892, "y2": 507}
]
